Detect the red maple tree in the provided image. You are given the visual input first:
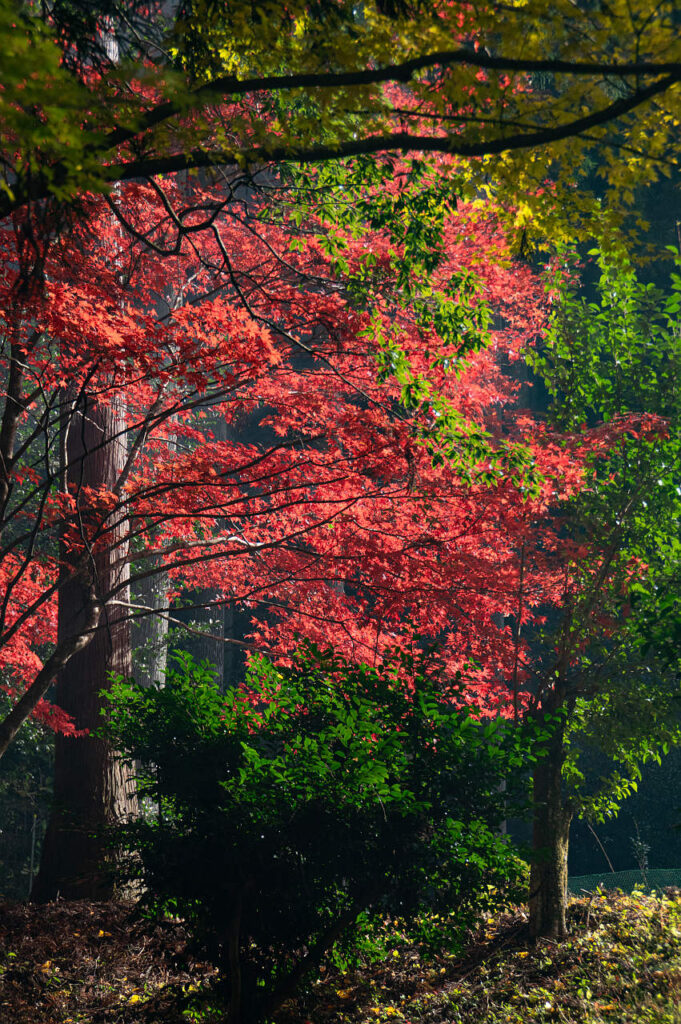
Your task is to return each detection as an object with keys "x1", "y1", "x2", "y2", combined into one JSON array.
[
  {"x1": 8, "y1": 124, "x2": 652, "y2": 928},
  {"x1": 0, "y1": 159, "x2": 564, "y2": 891}
]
